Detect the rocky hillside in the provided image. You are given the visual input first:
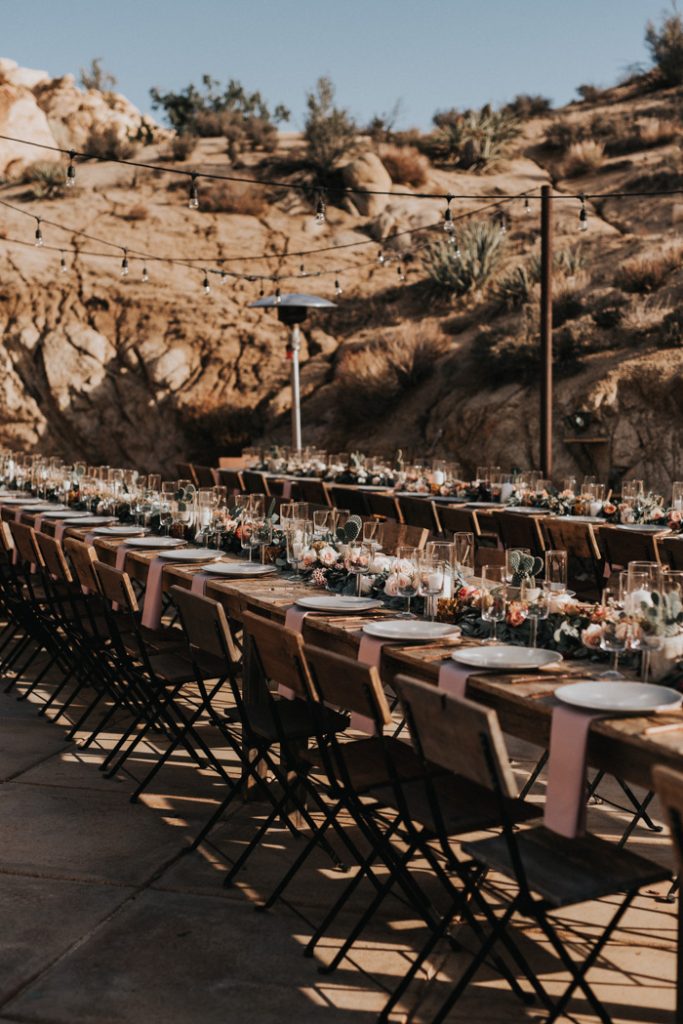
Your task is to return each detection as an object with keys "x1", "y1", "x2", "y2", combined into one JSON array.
[{"x1": 0, "y1": 60, "x2": 681, "y2": 489}]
